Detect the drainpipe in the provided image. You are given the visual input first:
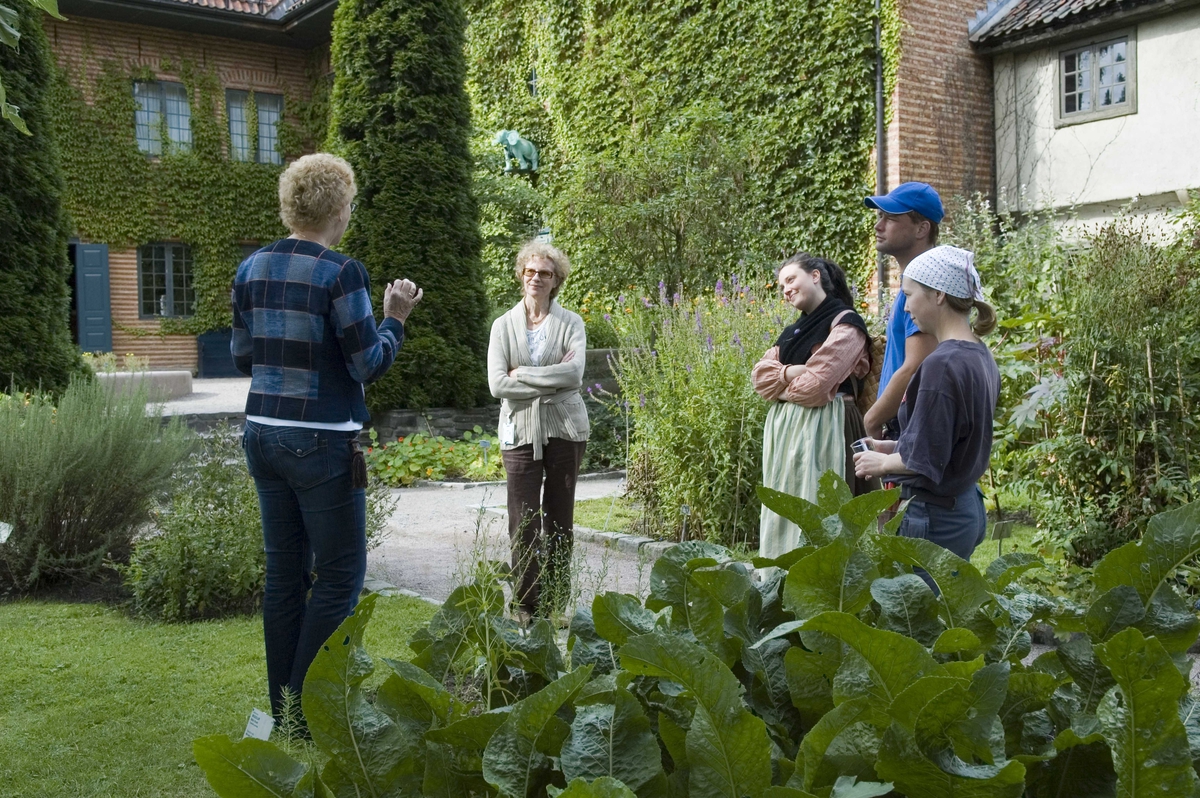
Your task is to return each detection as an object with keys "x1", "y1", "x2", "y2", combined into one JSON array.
[{"x1": 875, "y1": 0, "x2": 887, "y2": 310}]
